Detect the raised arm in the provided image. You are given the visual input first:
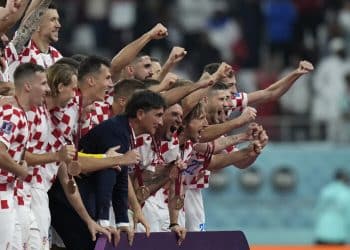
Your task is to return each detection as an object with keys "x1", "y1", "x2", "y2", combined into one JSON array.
[
  {"x1": 110, "y1": 23, "x2": 168, "y2": 82},
  {"x1": 233, "y1": 127, "x2": 268, "y2": 168},
  {"x1": 199, "y1": 107, "x2": 257, "y2": 143},
  {"x1": 10, "y1": 0, "x2": 52, "y2": 54},
  {"x1": 181, "y1": 62, "x2": 233, "y2": 117},
  {"x1": 247, "y1": 60, "x2": 314, "y2": 106},
  {"x1": 157, "y1": 46, "x2": 187, "y2": 81},
  {"x1": 195, "y1": 130, "x2": 250, "y2": 154},
  {"x1": 161, "y1": 76, "x2": 215, "y2": 107}
]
